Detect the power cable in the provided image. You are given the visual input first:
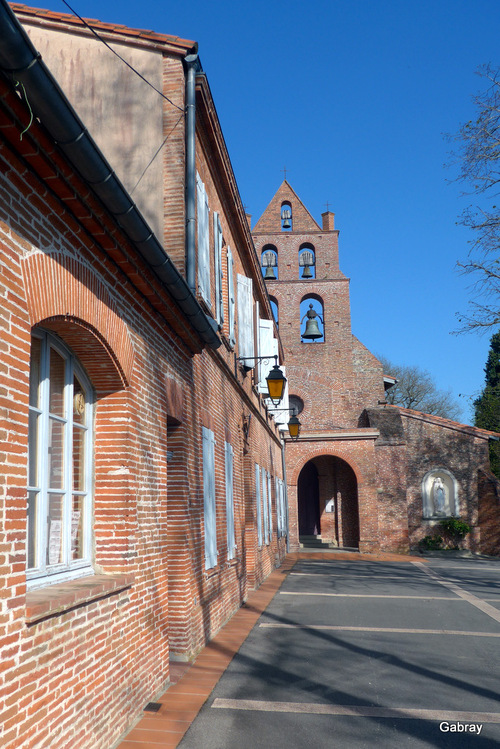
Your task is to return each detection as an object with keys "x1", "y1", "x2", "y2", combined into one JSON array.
[{"x1": 61, "y1": 0, "x2": 185, "y2": 113}]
